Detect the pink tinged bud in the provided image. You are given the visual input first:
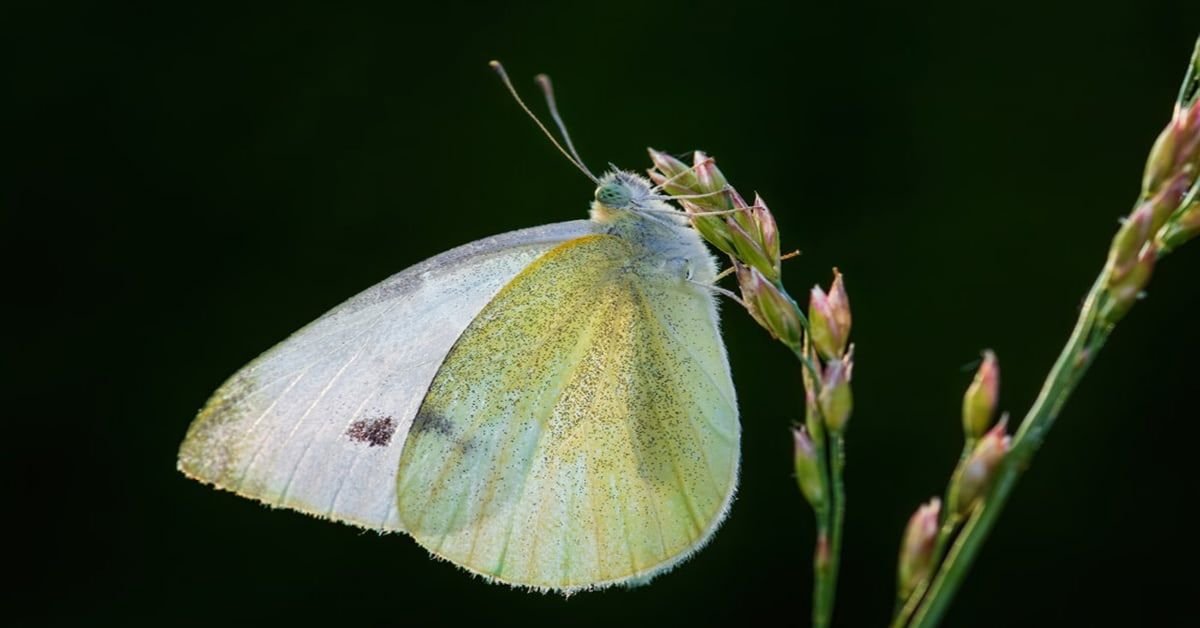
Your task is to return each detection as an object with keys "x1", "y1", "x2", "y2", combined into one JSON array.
[
  {"x1": 809, "y1": 285, "x2": 839, "y2": 359},
  {"x1": 809, "y1": 270, "x2": 851, "y2": 360},
  {"x1": 792, "y1": 426, "x2": 825, "y2": 509},
  {"x1": 827, "y1": 269, "x2": 851, "y2": 337},
  {"x1": 950, "y1": 420, "x2": 1011, "y2": 516},
  {"x1": 647, "y1": 148, "x2": 691, "y2": 180},
  {"x1": 897, "y1": 498, "x2": 942, "y2": 599},
  {"x1": 647, "y1": 169, "x2": 669, "y2": 187},
  {"x1": 1143, "y1": 101, "x2": 1200, "y2": 196},
  {"x1": 819, "y1": 351, "x2": 854, "y2": 432},
  {"x1": 726, "y1": 187, "x2": 757, "y2": 233},
  {"x1": 1148, "y1": 176, "x2": 1192, "y2": 236},
  {"x1": 1156, "y1": 200, "x2": 1200, "y2": 251},
  {"x1": 1101, "y1": 245, "x2": 1155, "y2": 325},
  {"x1": 726, "y1": 214, "x2": 777, "y2": 281},
  {"x1": 647, "y1": 148, "x2": 702, "y2": 199},
  {"x1": 692, "y1": 216, "x2": 738, "y2": 257},
  {"x1": 693, "y1": 151, "x2": 728, "y2": 197},
  {"x1": 962, "y1": 350, "x2": 1000, "y2": 440},
  {"x1": 1107, "y1": 204, "x2": 1154, "y2": 283},
  {"x1": 1144, "y1": 113, "x2": 1181, "y2": 196},
  {"x1": 736, "y1": 262, "x2": 805, "y2": 349},
  {"x1": 752, "y1": 193, "x2": 781, "y2": 274},
  {"x1": 647, "y1": 148, "x2": 739, "y2": 254}
]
